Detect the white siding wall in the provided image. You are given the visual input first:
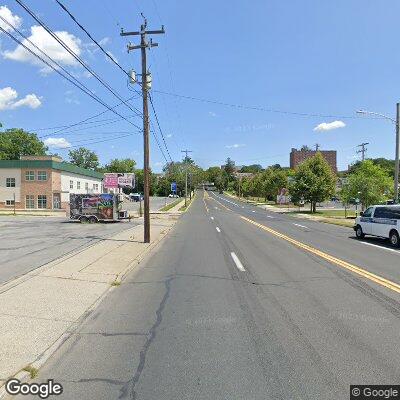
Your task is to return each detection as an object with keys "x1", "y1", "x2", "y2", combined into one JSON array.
[
  {"x1": 60, "y1": 171, "x2": 103, "y2": 203},
  {"x1": 0, "y1": 169, "x2": 21, "y2": 203}
]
